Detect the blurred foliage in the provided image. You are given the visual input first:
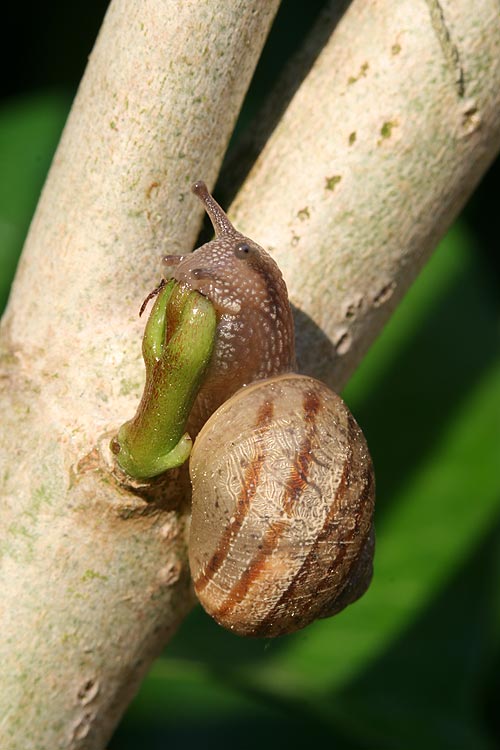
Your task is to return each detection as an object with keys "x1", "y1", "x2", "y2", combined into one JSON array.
[
  {"x1": 1, "y1": 1, "x2": 499, "y2": 749},
  {"x1": 0, "y1": 92, "x2": 70, "y2": 309}
]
